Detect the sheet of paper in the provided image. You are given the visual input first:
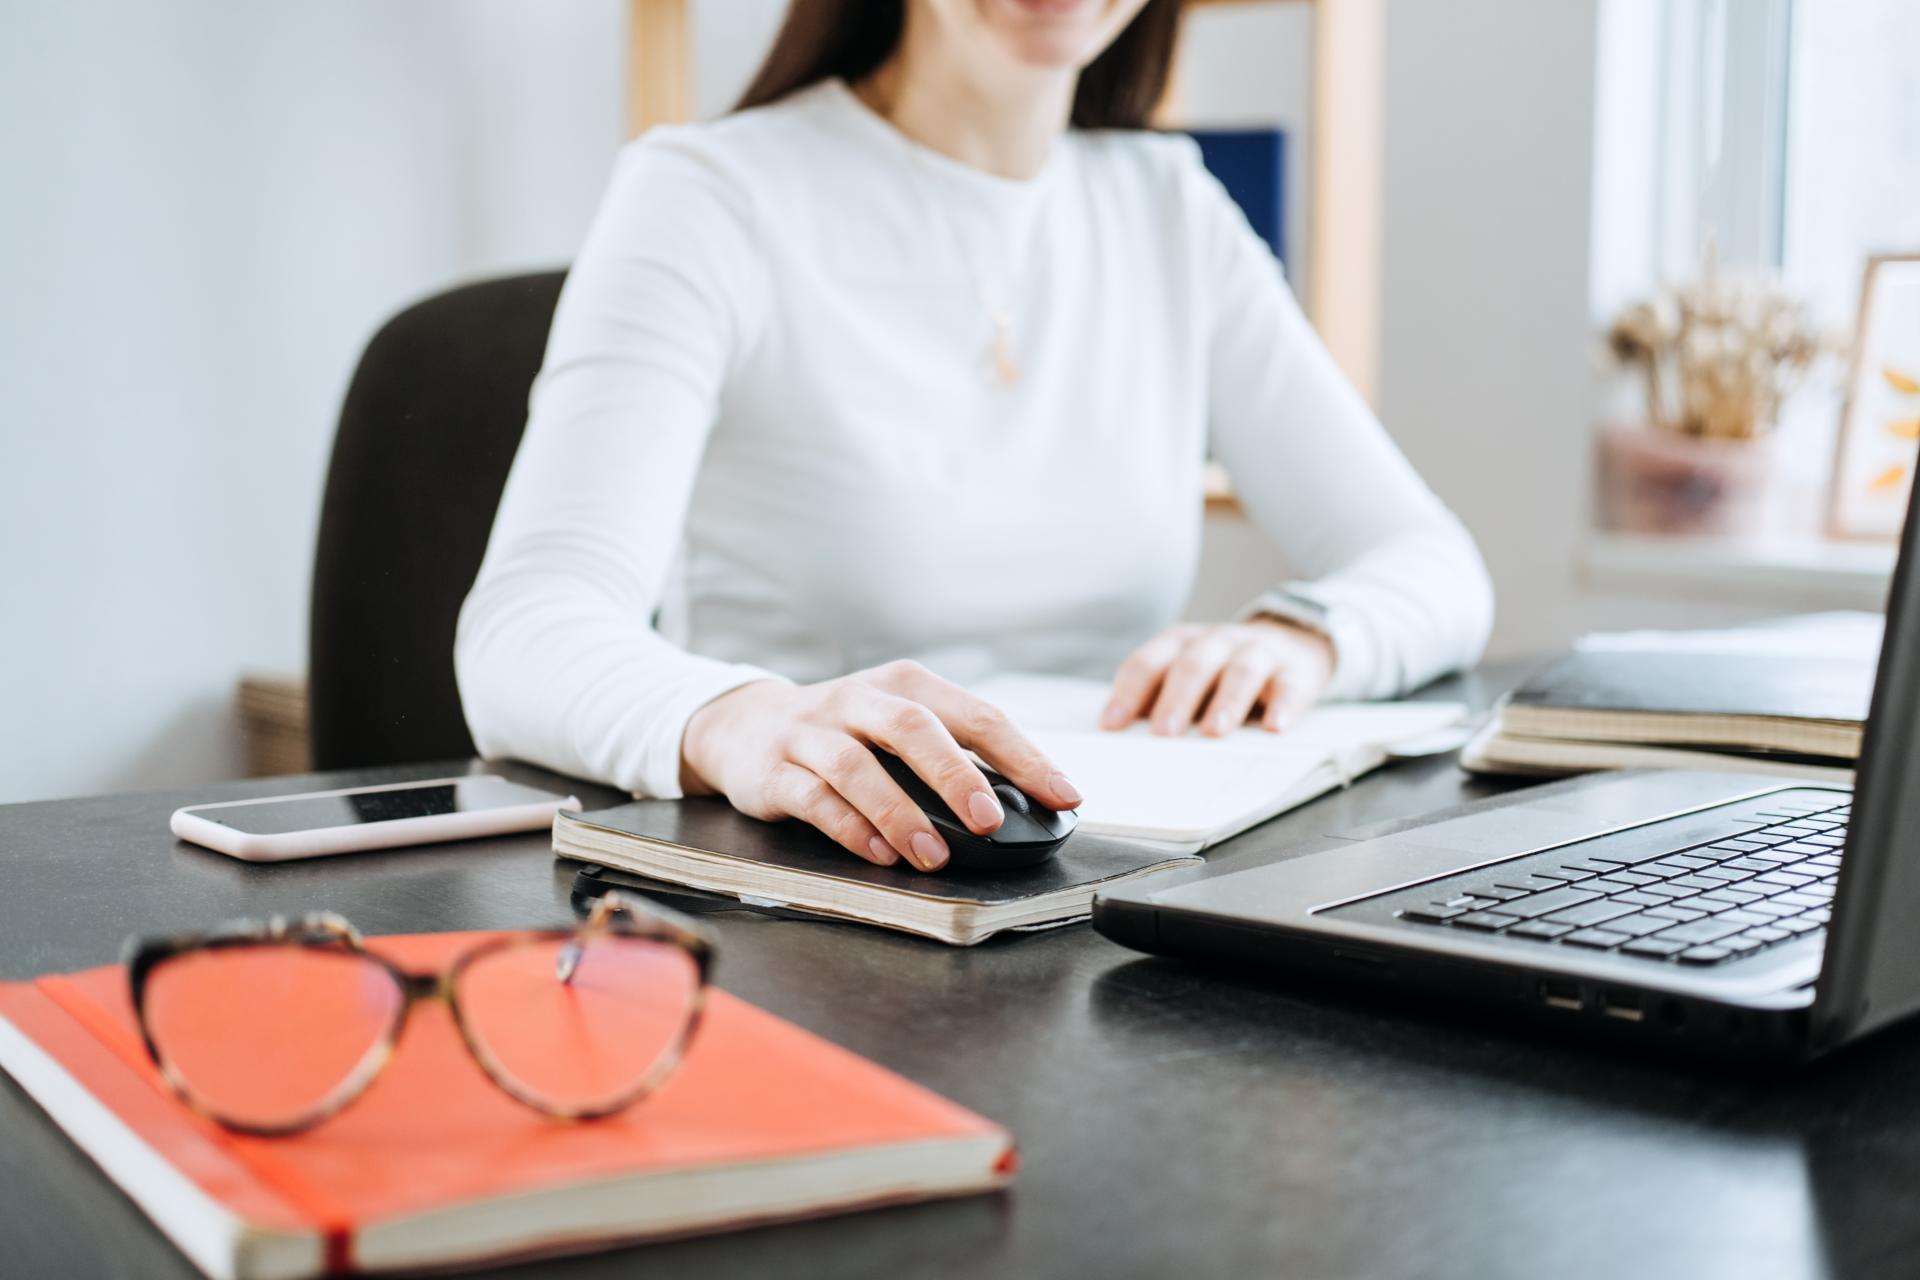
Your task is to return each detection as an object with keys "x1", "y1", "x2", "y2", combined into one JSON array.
[
  {"x1": 970, "y1": 674, "x2": 1467, "y2": 843},
  {"x1": 1576, "y1": 612, "x2": 1883, "y2": 661}
]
